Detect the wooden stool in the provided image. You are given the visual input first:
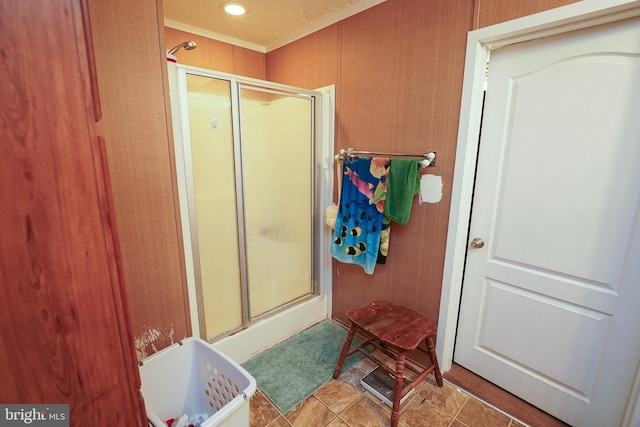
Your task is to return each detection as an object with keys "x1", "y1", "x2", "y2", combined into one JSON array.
[{"x1": 333, "y1": 301, "x2": 443, "y2": 427}]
